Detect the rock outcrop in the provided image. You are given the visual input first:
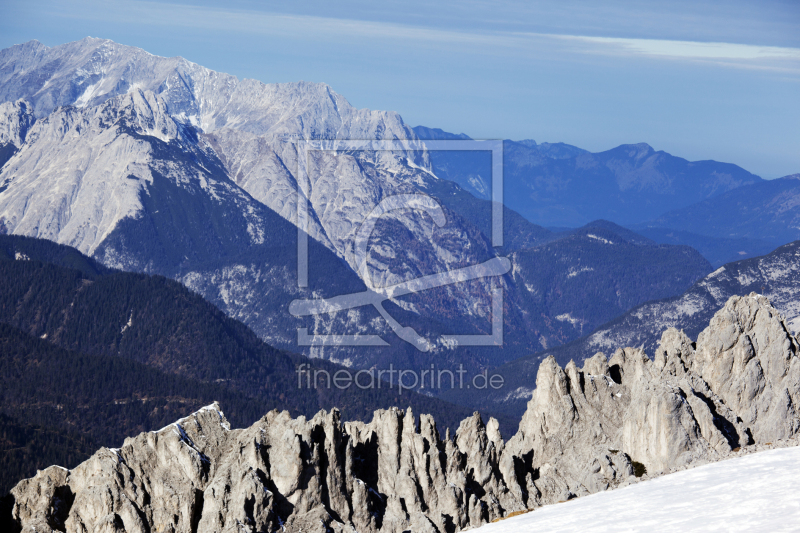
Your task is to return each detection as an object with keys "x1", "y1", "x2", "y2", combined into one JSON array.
[{"x1": 9, "y1": 294, "x2": 800, "y2": 533}]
